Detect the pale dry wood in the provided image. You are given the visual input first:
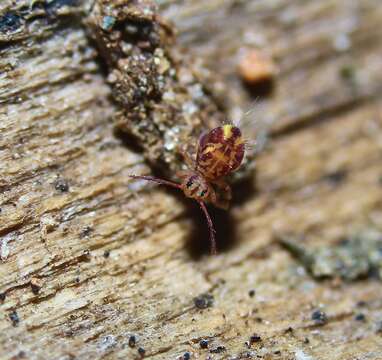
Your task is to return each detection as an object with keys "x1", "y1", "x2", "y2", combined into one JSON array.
[{"x1": 1, "y1": 1, "x2": 382, "y2": 360}]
